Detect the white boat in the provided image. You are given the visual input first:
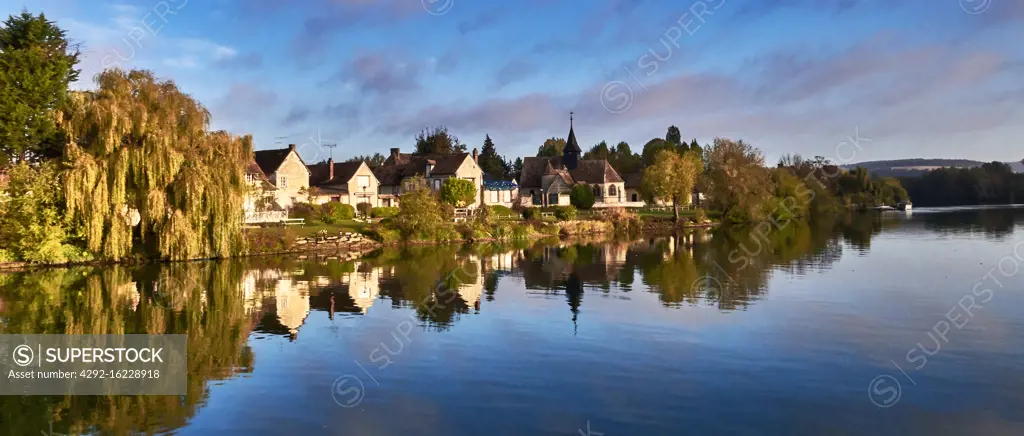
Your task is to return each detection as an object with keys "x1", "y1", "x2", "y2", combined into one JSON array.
[
  {"x1": 897, "y1": 202, "x2": 912, "y2": 211},
  {"x1": 872, "y1": 205, "x2": 895, "y2": 211}
]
